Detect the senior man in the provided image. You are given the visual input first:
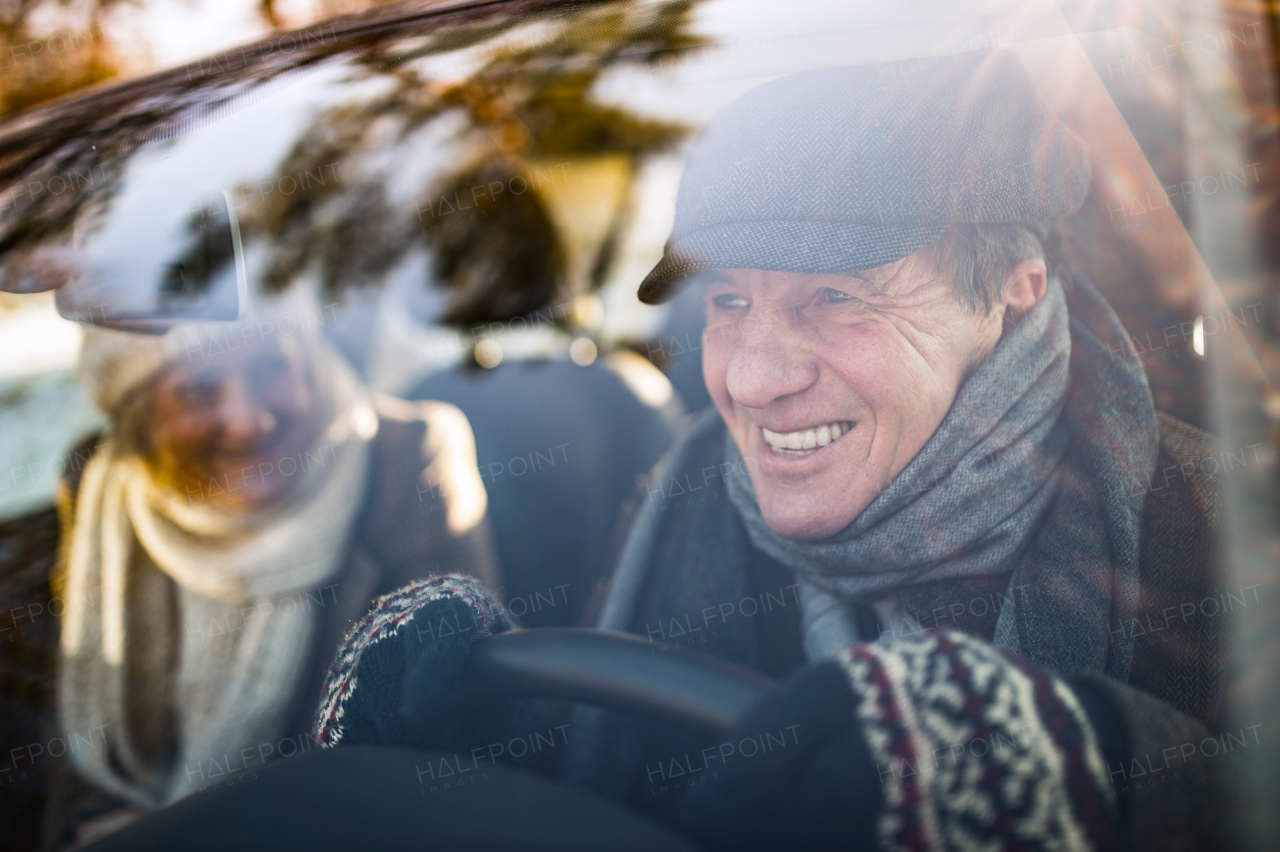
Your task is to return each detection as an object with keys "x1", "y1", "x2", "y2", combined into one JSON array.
[
  {"x1": 557, "y1": 50, "x2": 1228, "y2": 845},
  {"x1": 315, "y1": 52, "x2": 1227, "y2": 850}
]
